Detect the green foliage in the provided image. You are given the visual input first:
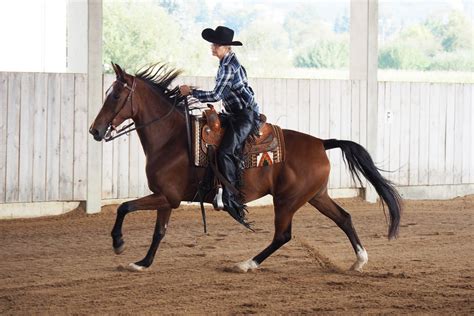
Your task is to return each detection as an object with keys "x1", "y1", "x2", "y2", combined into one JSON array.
[
  {"x1": 102, "y1": 1, "x2": 472, "y2": 76},
  {"x1": 103, "y1": 1, "x2": 182, "y2": 73},
  {"x1": 284, "y1": 5, "x2": 333, "y2": 45},
  {"x1": 238, "y1": 20, "x2": 291, "y2": 76},
  {"x1": 379, "y1": 25, "x2": 437, "y2": 70},
  {"x1": 295, "y1": 39, "x2": 349, "y2": 69},
  {"x1": 428, "y1": 51, "x2": 474, "y2": 71},
  {"x1": 379, "y1": 45, "x2": 431, "y2": 70},
  {"x1": 283, "y1": 3, "x2": 349, "y2": 70},
  {"x1": 425, "y1": 11, "x2": 473, "y2": 52},
  {"x1": 334, "y1": 13, "x2": 350, "y2": 34},
  {"x1": 379, "y1": 10, "x2": 473, "y2": 71}
]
